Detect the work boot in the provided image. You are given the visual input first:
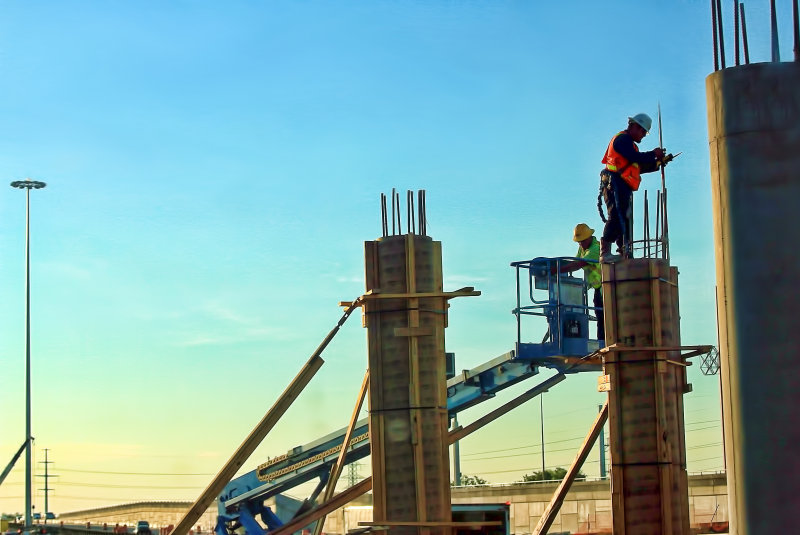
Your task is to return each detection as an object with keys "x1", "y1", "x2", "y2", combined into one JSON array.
[{"x1": 600, "y1": 239, "x2": 621, "y2": 263}]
